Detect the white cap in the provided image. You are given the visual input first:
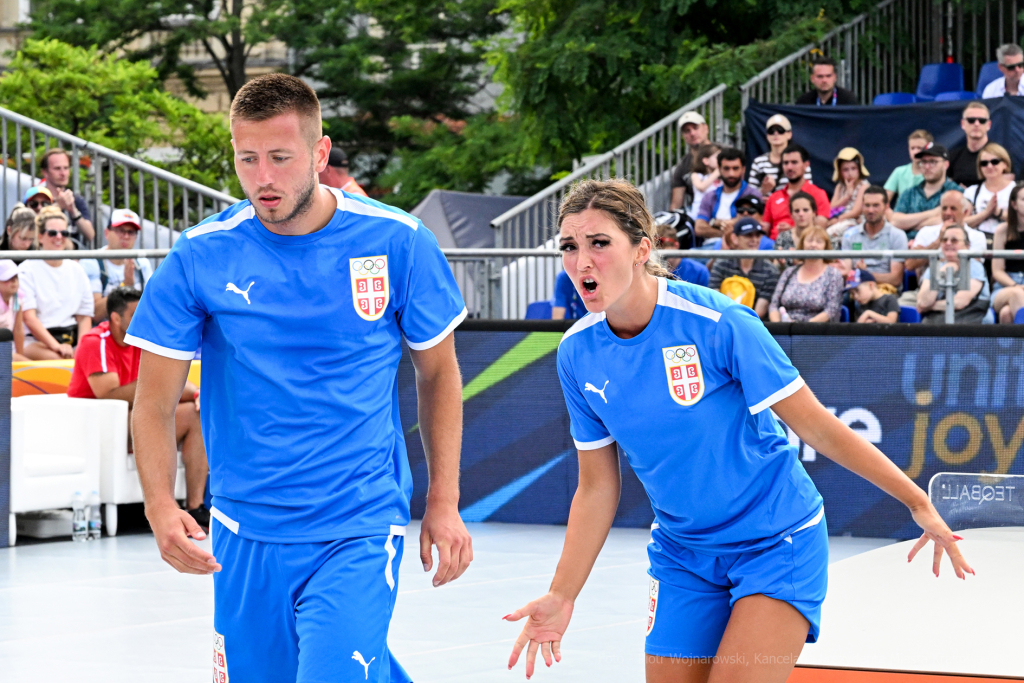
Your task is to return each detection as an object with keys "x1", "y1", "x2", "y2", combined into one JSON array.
[
  {"x1": 765, "y1": 114, "x2": 792, "y2": 131},
  {"x1": 0, "y1": 260, "x2": 18, "y2": 282},
  {"x1": 678, "y1": 111, "x2": 707, "y2": 128},
  {"x1": 110, "y1": 208, "x2": 141, "y2": 230}
]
